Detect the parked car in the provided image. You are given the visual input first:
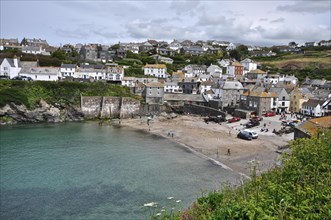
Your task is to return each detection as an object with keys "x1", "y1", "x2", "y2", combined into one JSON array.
[
  {"x1": 244, "y1": 129, "x2": 258, "y2": 139},
  {"x1": 204, "y1": 115, "x2": 226, "y2": 124},
  {"x1": 0, "y1": 75, "x2": 10, "y2": 80},
  {"x1": 12, "y1": 76, "x2": 23, "y2": 80},
  {"x1": 227, "y1": 117, "x2": 241, "y2": 123},
  {"x1": 263, "y1": 112, "x2": 276, "y2": 117},
  {"x1": 251, "y1": 116, "x2": 263, "y2": 121},
  {"x1": 237, "y1": 131, "x2": 252, "y2": 140},
  {"x1": 21, "y1": 76, "x2": 33, "y2": 81},
  {"x1": 246, "y1": 120, "x2": 260, "y2": 128}
]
